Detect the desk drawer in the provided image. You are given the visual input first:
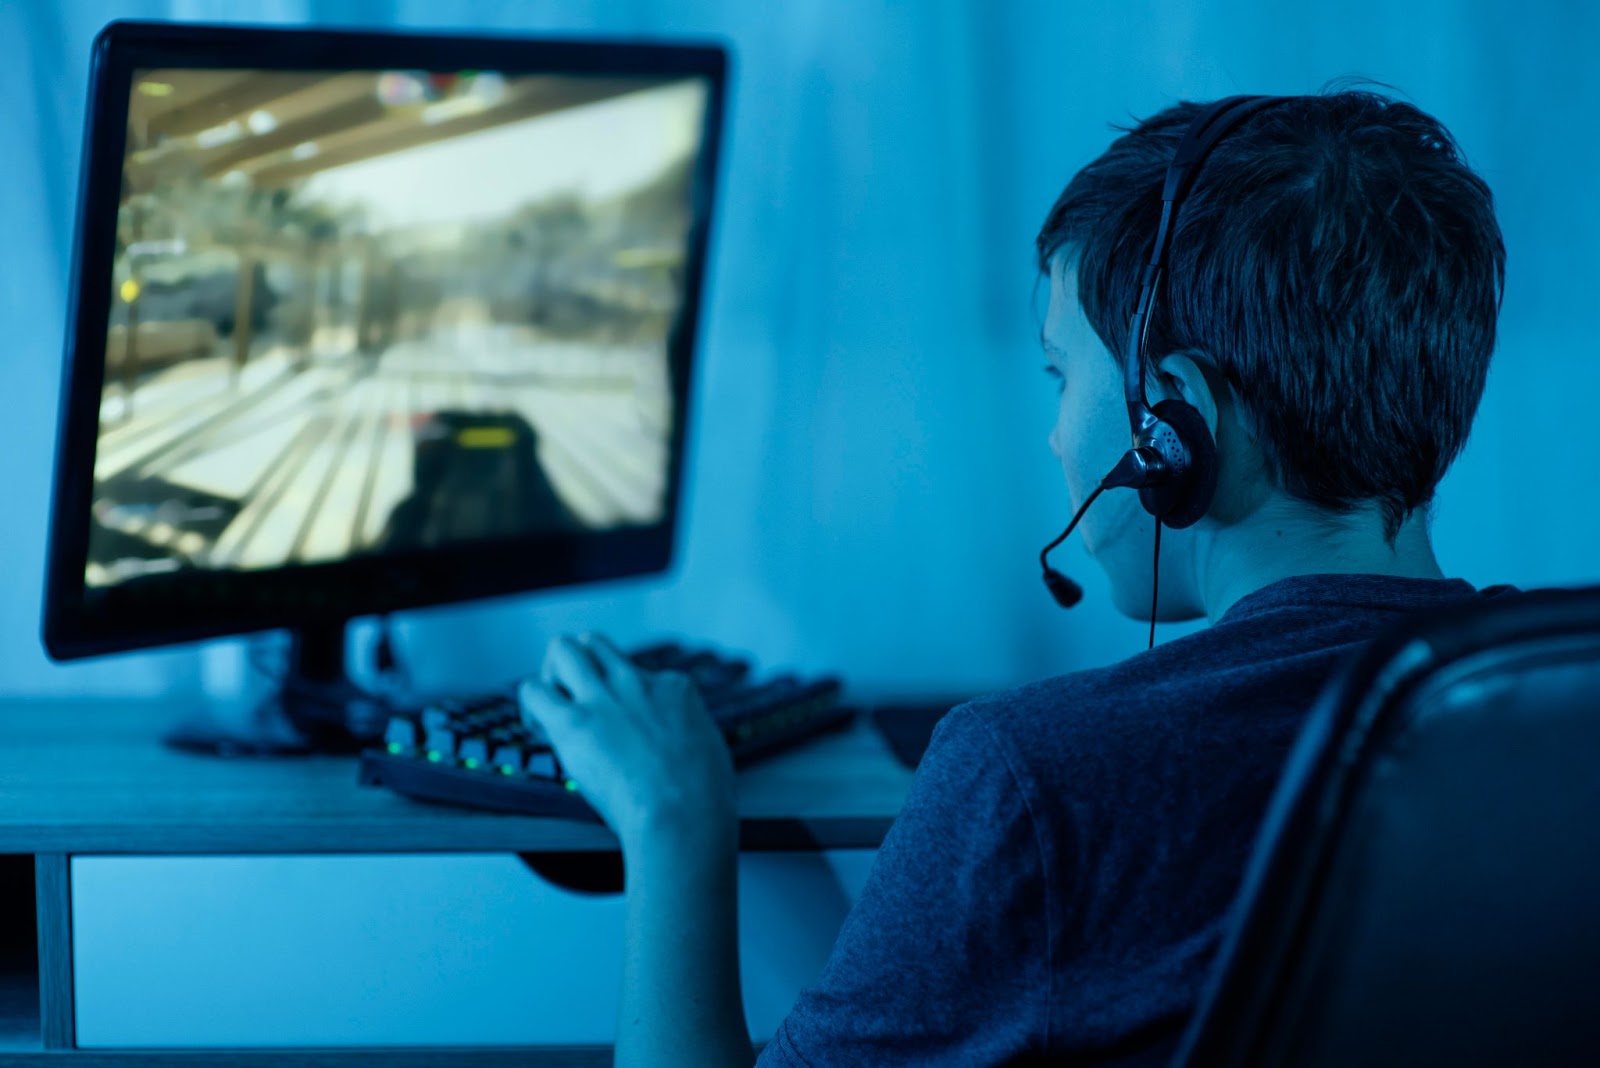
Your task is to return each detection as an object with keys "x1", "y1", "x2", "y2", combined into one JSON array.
[{"x1": 72, "y1": 851, "x2": 875, "y2": 1048}]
